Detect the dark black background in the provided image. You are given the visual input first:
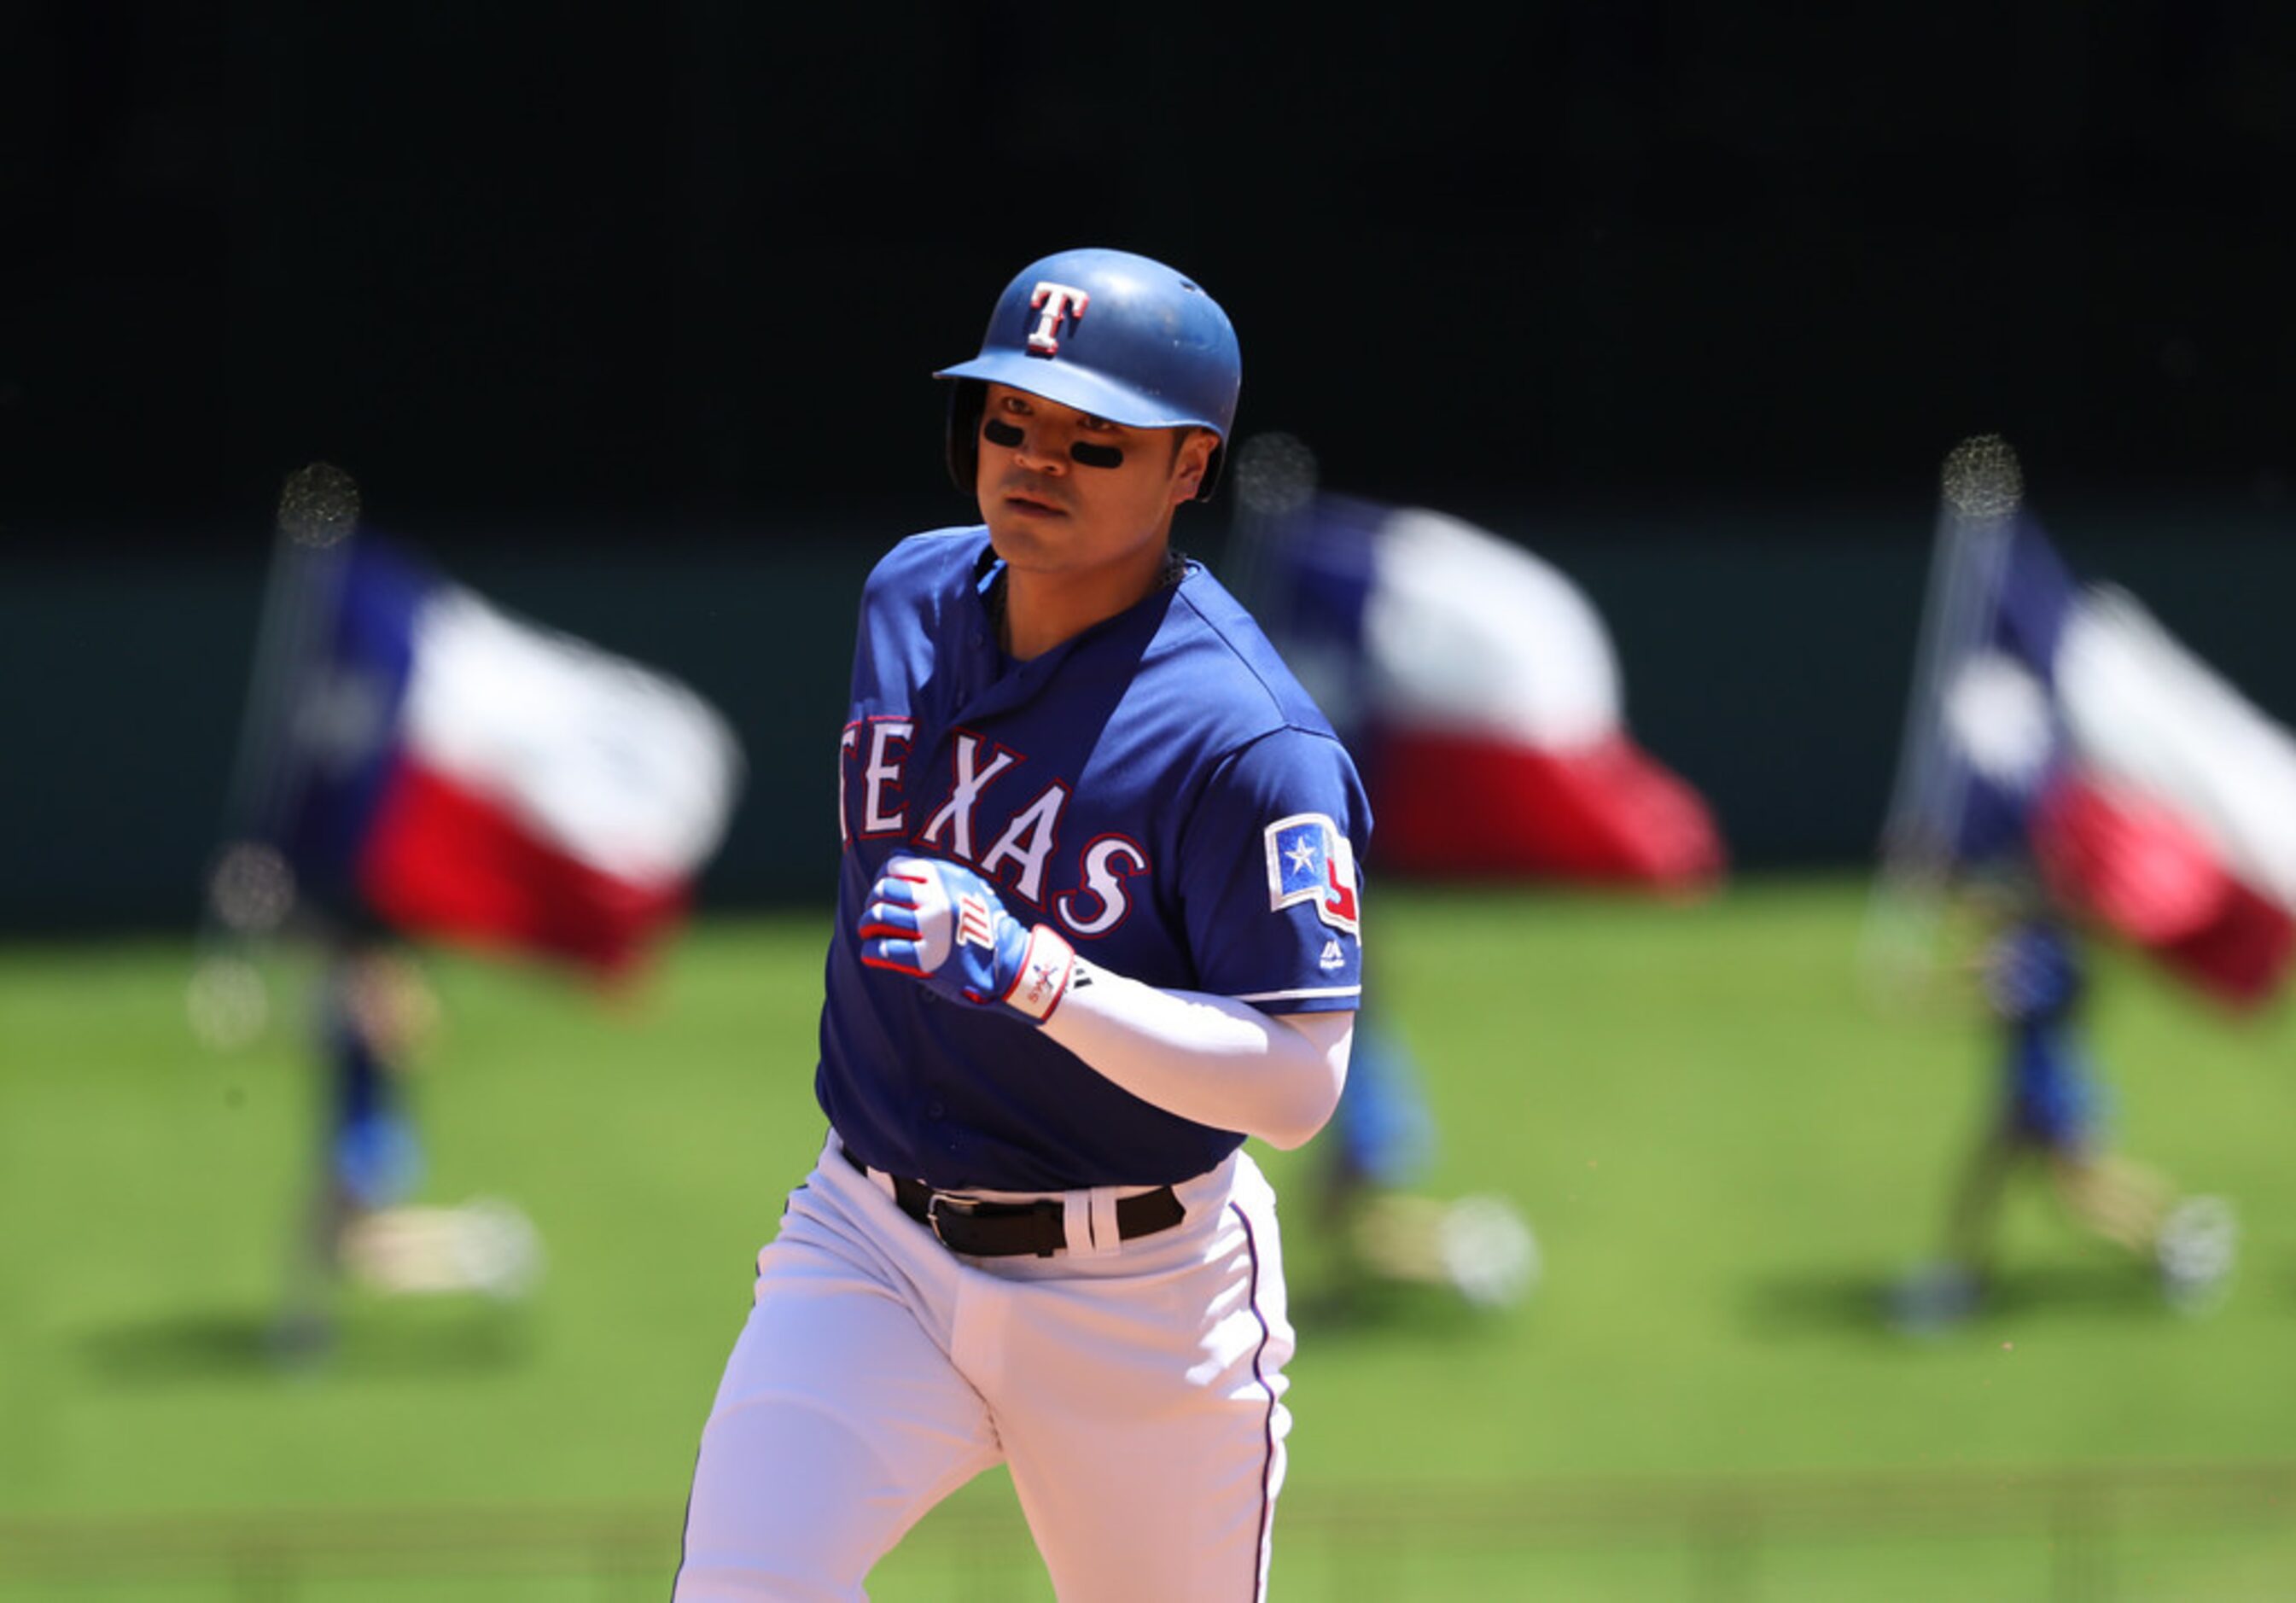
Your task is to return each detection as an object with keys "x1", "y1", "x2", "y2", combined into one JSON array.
[
  {"x1": 7, "y1": 3, "x2": 2296, "y2": 930},
  {"x1": 7, "y1": 3, "x2": 2293, "y2": 542}
]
